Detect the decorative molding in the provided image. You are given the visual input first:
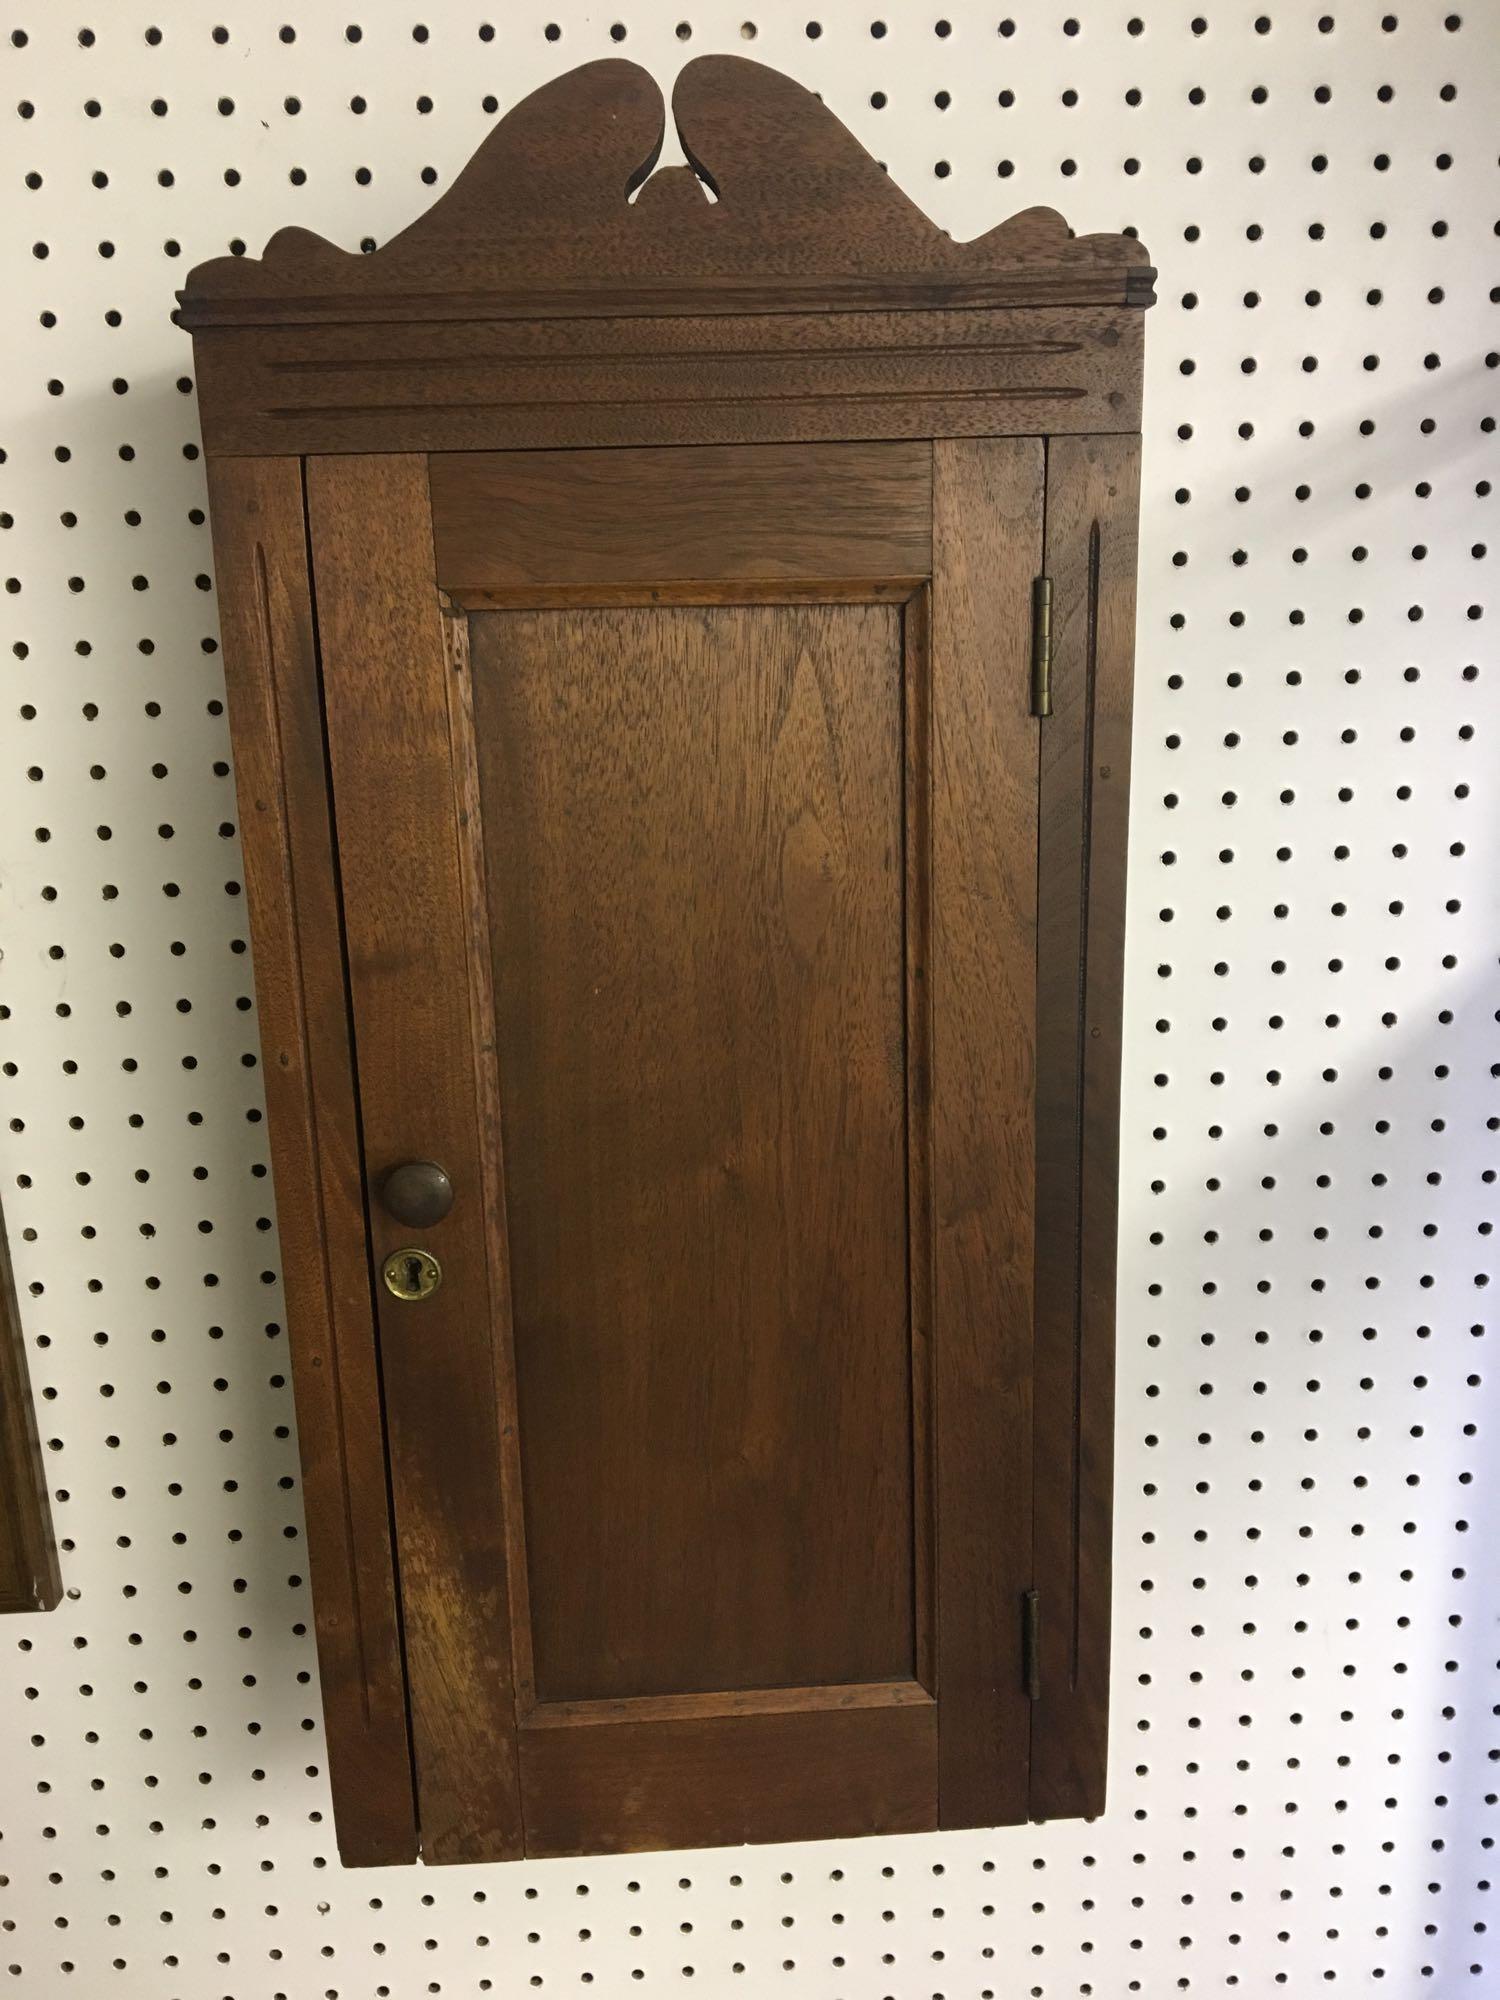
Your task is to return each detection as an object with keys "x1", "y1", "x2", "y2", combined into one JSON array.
[{"x1": 178, "y1": 57, "x2": 1153, "y2": 331}]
